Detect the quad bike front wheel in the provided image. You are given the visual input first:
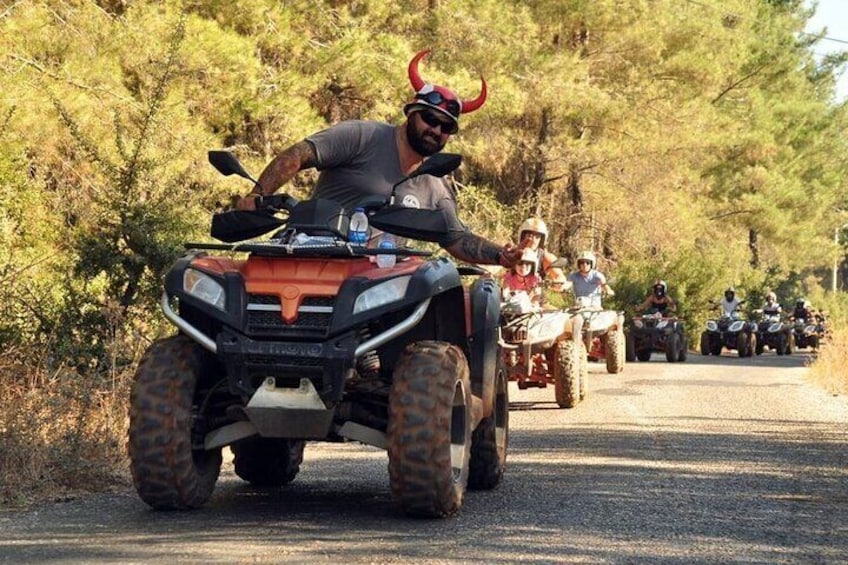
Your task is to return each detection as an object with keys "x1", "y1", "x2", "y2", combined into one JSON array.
[
  {"x1": 554, "y1": 339, "x2": 583, "y2": 408},
  {"x1": 128, "y1": 335, "x2": 223, "y2": 510},
  {"x1": 604, "y1": 329, "x2": 626, "y2": 374},
  {"x1": 468, "y1": 360, "x2": 509, "y2": 491},
  {"x1": 677, "y1": 334, "x2": 688, "y2": 362},
  {"x1": 232, "y1": 437, "x2": 305, "y2": 487},
  {"x1": 665, "y1": 332, "x2": 680, "y2": 363},
  {"x1": 700, "y1": 332, "x2": 710, "y2": 355},
  {"x1": 625, "y1": 332, "x2": 636, "y2": 362},
  {"x1": 736, "y1": 332, "x2": 748, "y2": 357},
  {"x1": 387, "y1": 341, "x2": 472, "y2": 518}
]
